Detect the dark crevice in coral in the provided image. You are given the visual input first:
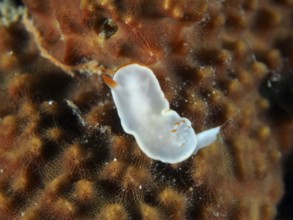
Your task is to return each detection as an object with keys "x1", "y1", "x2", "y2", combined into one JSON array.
[
  {"x1": 23, "y1": 71, "x2": 73, "y2": 103},
  {"x1": 253, "y1": 8, "x2": 278, "y2": 30},
  {"x1": 259, "y1": 68, "x2": 293, "y2": 219},
  {"x1": 172, "y1": 63, "x2": 198, "y2": 83},
  {"x1": 5, "y1": 23, "x2": 30, "y2": 54},
  {"x1": 195, "y1": 48, "x2": 220, "y2": 66},
  {"x1": 143, "y1": 188, "x2": 158, "y2": 205},
  {"x1": 42, "y1": 142, "x2": 61, "y2": 161},
  {"x1": 94, "y1": 18, "x2": 118, "y2": 39},
  {"x1": 13, "y1": 0, "x2": 24, "y2": 6},
  {"x1": 274, "y1": 34, "x2": 293, "y2": 63},
  {"x1": 187, "y1": 184, "x2": 217, "y2": 219},
  {"x1": 277, "y1": 151, "x2": 293, "y2": 220},
  {"x1": 125, "y1": 202, "x2": 142, "y2": 220},
  {"x1": 206, "y1": 104, "x2": 229, "y2": 126},
  {"x1": 81, "y1": 130, "x2": 110, "y2": 167},
  {"x1": 99, "y1": 180, "x2": 121, "y2": 198},
  {"x1": 259, "y1": 71, "x2": 293, "y2": 118},
  {"x1": 151, "y1": 161, "x2": 194, "y2": 191}
]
